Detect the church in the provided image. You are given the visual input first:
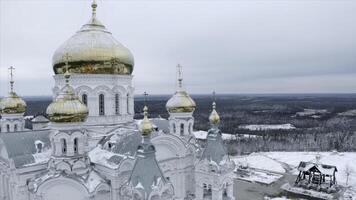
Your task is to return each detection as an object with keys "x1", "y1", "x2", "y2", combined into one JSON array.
[{"x1": 0, "y1": 1, "x2": 235, "y2": 200}]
